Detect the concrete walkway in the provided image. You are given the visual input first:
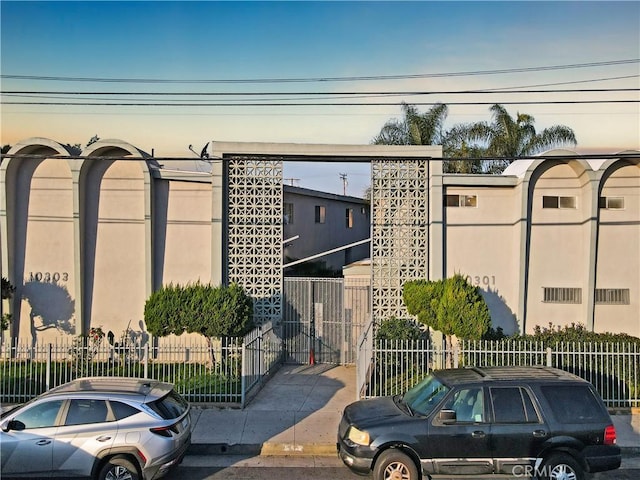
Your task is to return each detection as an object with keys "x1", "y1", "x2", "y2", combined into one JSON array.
[
  {"x1": 189, "y1": 363, "x2": 355, "y2": 455},
  {"x1": 189, "y1": 363, "x2": 640, "y2": 456}
]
